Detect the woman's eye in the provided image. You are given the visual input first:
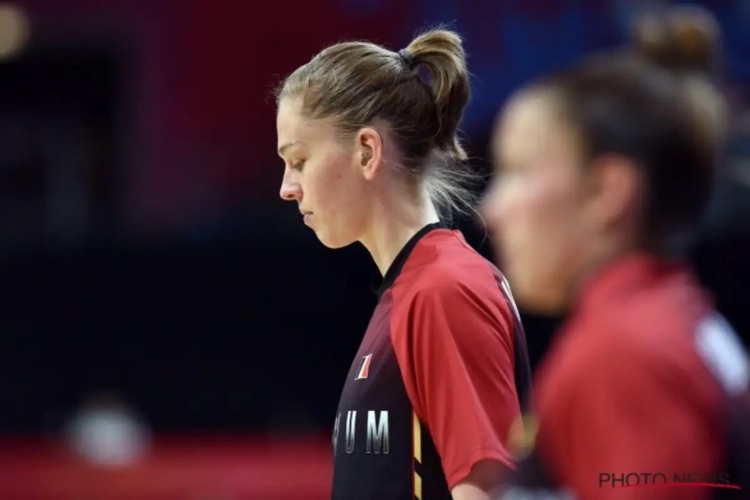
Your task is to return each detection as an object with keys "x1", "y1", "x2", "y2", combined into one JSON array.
[{"x1": 292, "y1": 159, "x2": 306, "y2": 171}]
